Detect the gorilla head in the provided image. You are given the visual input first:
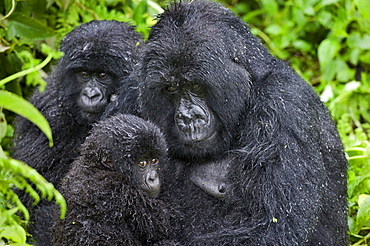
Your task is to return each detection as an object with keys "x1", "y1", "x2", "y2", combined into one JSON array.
[
  {"x1": 138, "y1": 1, "x2": 261, "y2": 160},
  {"x1": 83, "y1": 114, "x2": 167, "y2": 197},
  {"x1": 57, "y1": 20, "x2": 142, "y2": 123}
]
